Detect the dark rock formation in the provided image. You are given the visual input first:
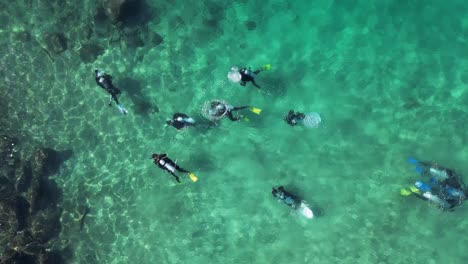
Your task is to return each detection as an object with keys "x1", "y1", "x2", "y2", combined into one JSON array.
[
  {"x1": 122, "y1": 28, "x2": 145, "y2": 49},
  {"x1": 149, "y1": 31, "x2": 163, "y2": 46},
  {"x1": 79, "y1": 43, "x2": 105, "y2": 63},
  {"x1": 118, "y1": 77, "x2": 159, "y2": 115},
  {"x1": 0, "y1": 135, "x2": 18, "y2": 169},
  {"x1": 43, "y1": 32, "x2": 68, "y2": 54},
  {"x1": 100, "y1": 0, "x2": 151, "y2": 25},
  {"x1": 117, "y1": 0, "x2": 151, "y2": 26},
  {"x1": 0, "y1": 136, "x2": 72, "y2": 264},
  {"x1": 100, "y1": 0, "x2": 127, "y2": 22},
  {"x1": 244, "y1": 20, "x2": 257, "y2": 30}
]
